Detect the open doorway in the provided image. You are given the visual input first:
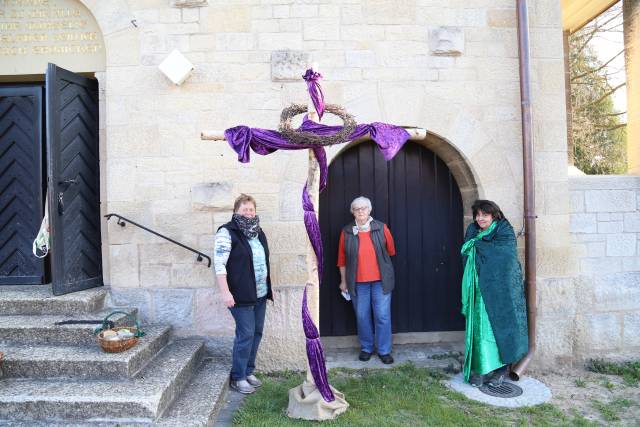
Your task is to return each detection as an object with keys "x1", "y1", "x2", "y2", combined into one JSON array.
[{"x1": 0, "y1": 64, "x2": 102, "y2": 295}]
